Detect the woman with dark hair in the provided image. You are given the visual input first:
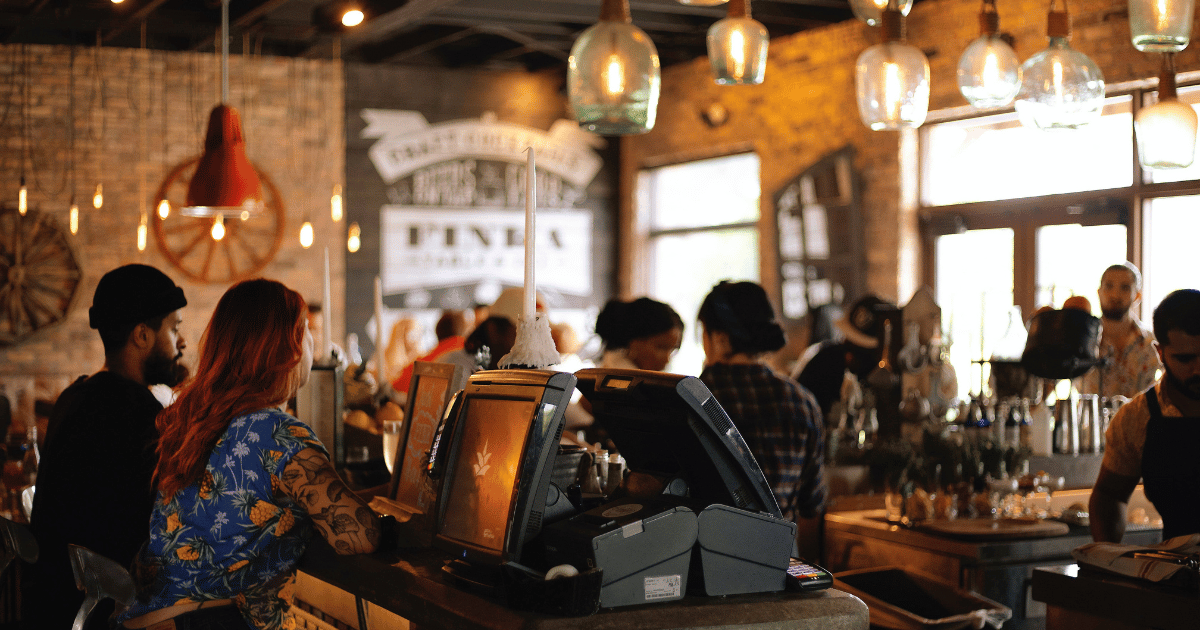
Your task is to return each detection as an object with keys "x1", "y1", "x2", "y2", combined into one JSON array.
[
  {"x1": 697, "y1": 281, "x2": 826, "y2": 528},
  {"x1": 120, "y1": 279, "x2": 379, "y2": 630},
  {"x1": 594, "y1": 297, "x2": 684, "y2": 372}
]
